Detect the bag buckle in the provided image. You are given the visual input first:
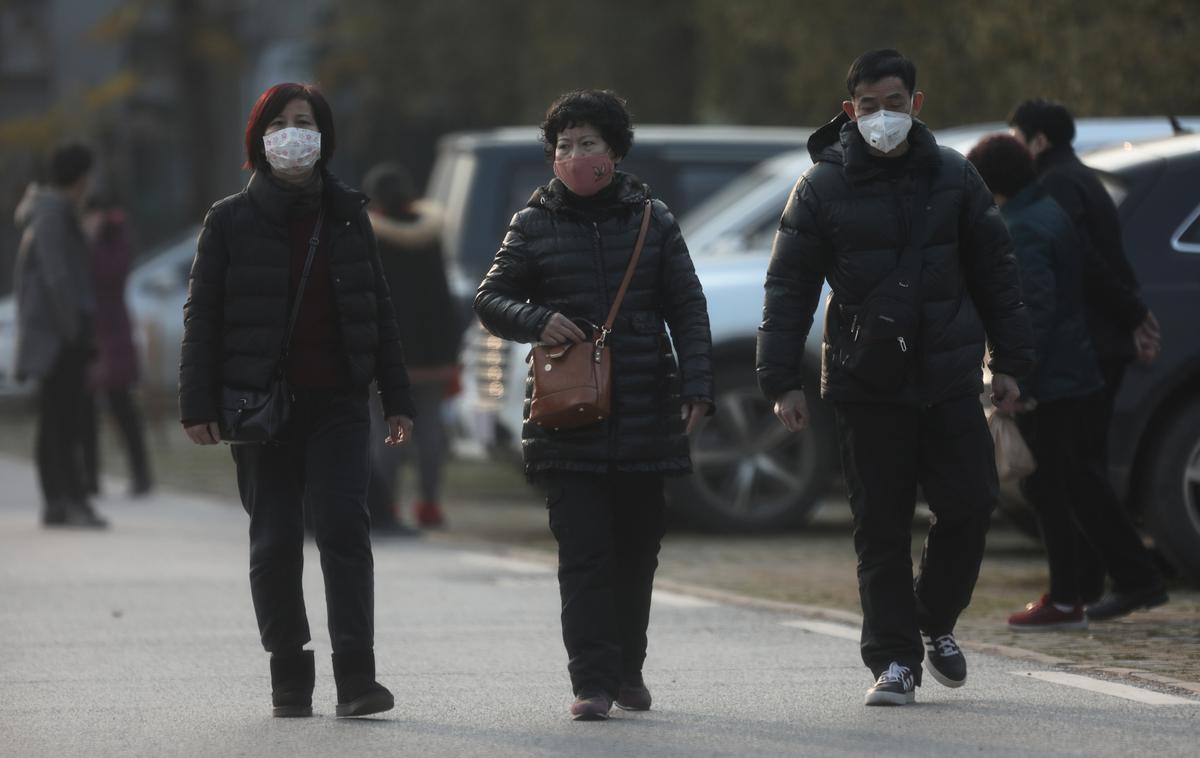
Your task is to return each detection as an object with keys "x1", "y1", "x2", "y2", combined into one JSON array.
[
  {"x1": 898, "y1": 336, "x2": 908, "y2": 353},
  {"x1": 595, "y1": 326, "x2": 611, "y2": 349}
]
